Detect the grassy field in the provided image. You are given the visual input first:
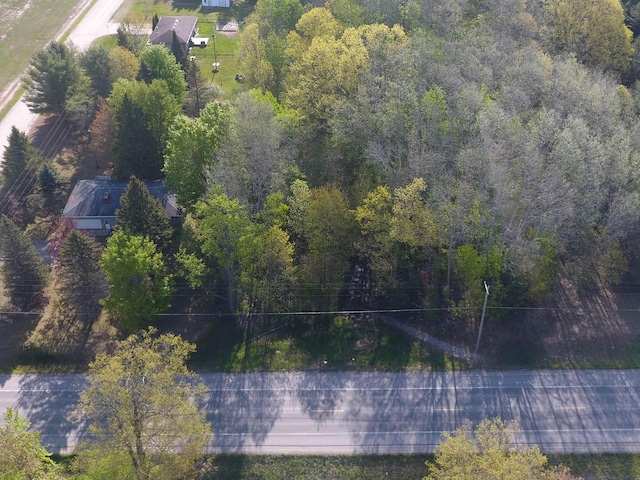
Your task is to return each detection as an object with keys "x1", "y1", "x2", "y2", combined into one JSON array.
[{"x1": 0, "y1": 0, "x2": 87, "y2": 97}]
